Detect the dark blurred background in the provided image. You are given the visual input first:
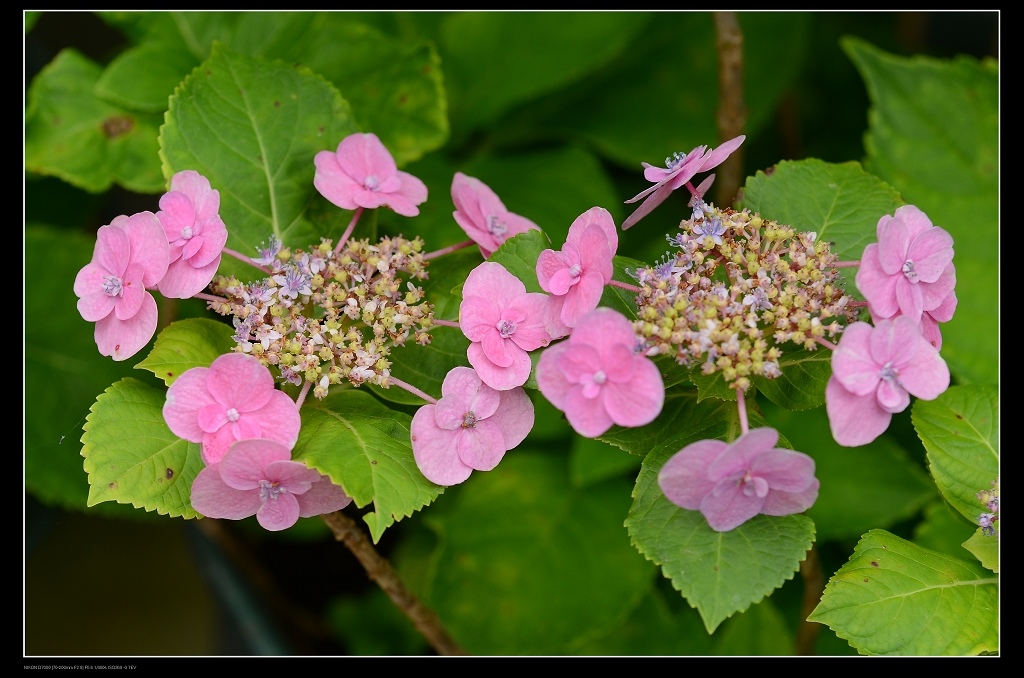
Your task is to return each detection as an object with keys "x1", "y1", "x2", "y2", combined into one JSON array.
[{"x1": 24, "y1": 10, "x2": 998, "y2": 657}]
